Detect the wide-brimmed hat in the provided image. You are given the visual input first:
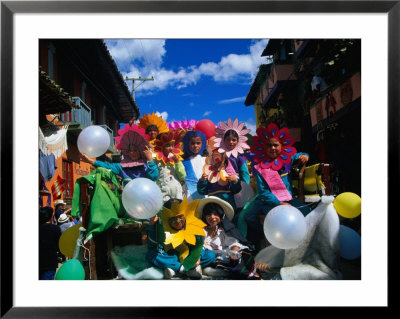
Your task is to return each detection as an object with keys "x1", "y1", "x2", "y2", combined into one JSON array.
[
  {"x1": 54, "y1": 199, "x2": 66, "y2": 207},
  {"x1": 57, "y1": 213, "x2": 69, "y2": 223},
  {"x1": 196, "y1": 196, "x2": 234, "y2": 221}
]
